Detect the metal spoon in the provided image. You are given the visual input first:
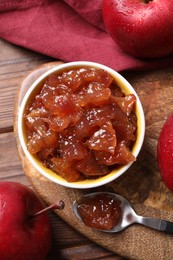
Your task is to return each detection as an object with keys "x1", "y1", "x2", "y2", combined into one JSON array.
[{"x1": 73, "y1": 192, "x2": 173, "y2": 234}]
